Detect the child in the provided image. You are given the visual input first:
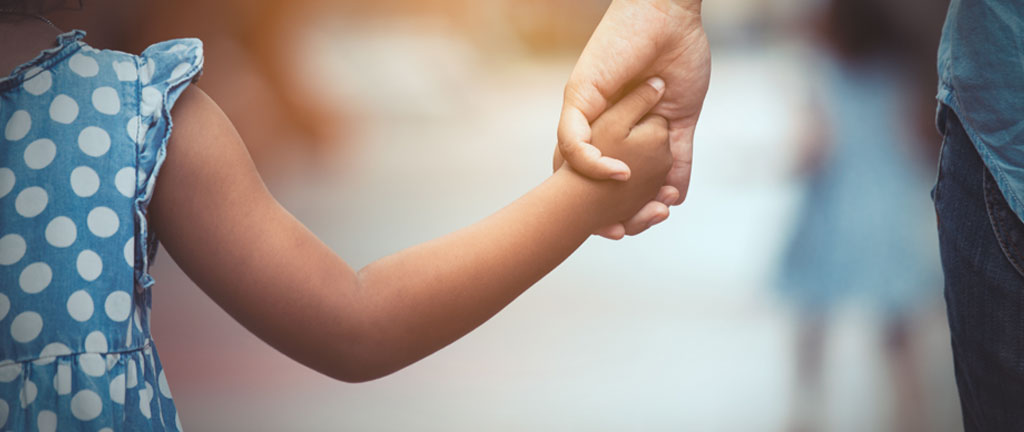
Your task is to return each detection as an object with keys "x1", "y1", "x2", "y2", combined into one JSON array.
[{"x1": 0, "y1": 11, "x2": 672, "y2": 432}]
